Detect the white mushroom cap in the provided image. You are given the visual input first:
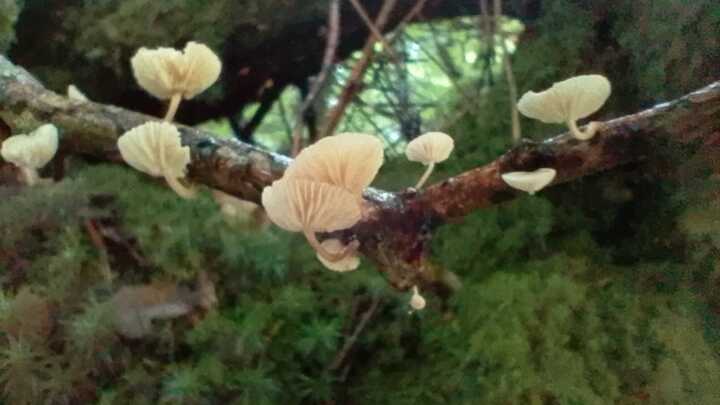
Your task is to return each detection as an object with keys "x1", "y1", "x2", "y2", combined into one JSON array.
[
  {"x1": 501, "y1": 168, "x2": 557, "y2": 195},
  {"x1": 410, "y1": 286, "x2": 426, "y2": 310},
  {"x1": 117, "y1": 121, "x2": 190, "y2": 178},
  {"x1": 517, "y1": 75, "x2": 611, "y2": 125},
  {"x1": 261, "y1": 178, "x2": 362, "y2": 233},
  {"x1": 1, "y1": 124, "x2": 59, "y2": 169},
  {"x1": 285, "y1": 133, "x2": 384, "y2": 195},
  {"x1": 117, "y1": 121, "x2": 195, "y2": 198},
  {"x1": 212, "y1": 190, "x2": 260, "y2": 218},
  {"x1": 131, "y1": 41, "x2": 222, "y2": 100},
  {"x1": 316, "y1": 239, "x2": 360, "y2": 272},
  {"x1": 67, "y1": 84, "x2": 89, "y2": 102},
  {"x1": 405, "y1": 132, "x2": 455, "y2": 165}
]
